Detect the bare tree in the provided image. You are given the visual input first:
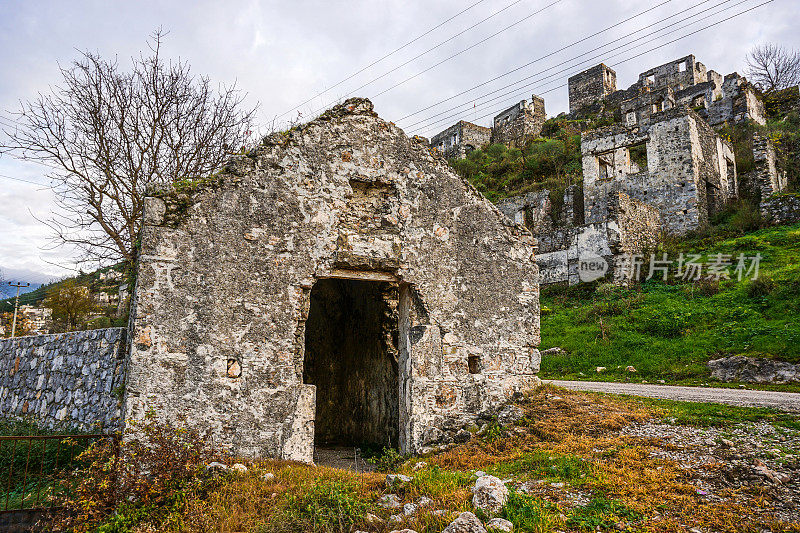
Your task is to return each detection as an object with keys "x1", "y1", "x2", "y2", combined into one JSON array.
[
  {"x1": 746, "y1": 43, "x2": 800, "y2": 94},
  {"x1": 1, "y1": 30, "x2": 257, "y2": 268}
]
